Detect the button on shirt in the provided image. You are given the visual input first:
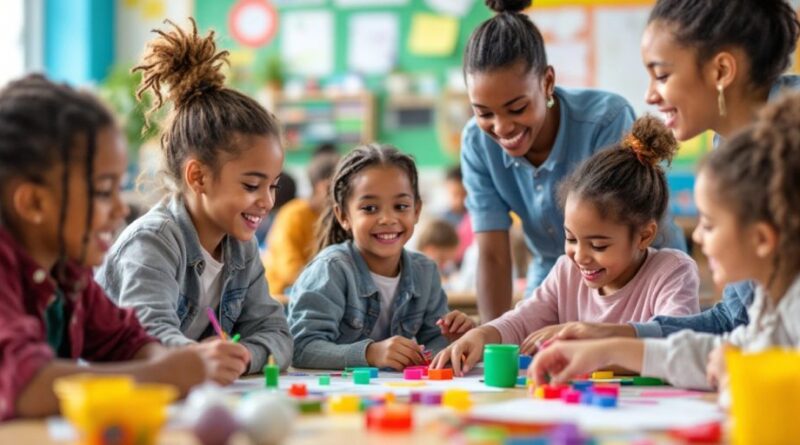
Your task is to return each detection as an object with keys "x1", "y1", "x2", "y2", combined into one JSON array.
[{"x1": 461, "y1": 86, "x2": 686, "y2": 295}]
